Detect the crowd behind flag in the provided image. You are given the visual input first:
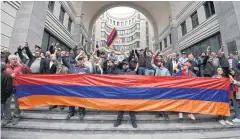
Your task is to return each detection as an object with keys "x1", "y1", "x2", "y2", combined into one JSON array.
[{"x1": 1, "y1": 40, "x2": 240, "y2": 127}]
